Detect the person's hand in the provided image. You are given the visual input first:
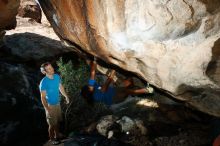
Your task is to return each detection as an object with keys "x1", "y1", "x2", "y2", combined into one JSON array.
[
  {"x1": 90, "y1": 58, "x2": 97, "y2": 72},
  {"x1": 85, "y1": 59, "x2": 91, "y2": 65},
  {"x1": 109, "y1": 70, "x2": 116, "y2": 79},
  {"x1": 91, "y1": 59, "x2": 97, "y2": 66},
  {"x1": 46, "y1": 106, "x2": 52, "y2": 116},
  {"x1": 65, "y1": 98, "x2": 70, "y2": 104},
  {"x1": 93, "y1": 57, "x2": 97, "y2": 63}
]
